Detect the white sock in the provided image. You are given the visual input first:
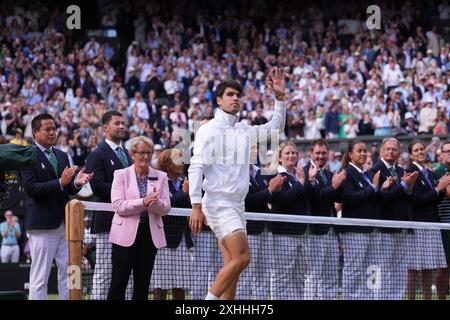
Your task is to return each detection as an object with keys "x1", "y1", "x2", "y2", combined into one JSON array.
[{"x1": 205, "y1": 291, "x2": 219, "y2": 300}]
